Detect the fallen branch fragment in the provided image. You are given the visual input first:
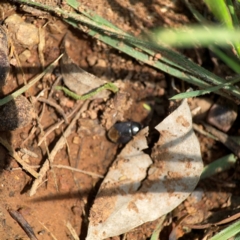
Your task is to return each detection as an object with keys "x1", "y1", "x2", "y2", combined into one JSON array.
[
  {"x1": 203, "y1": 122, "x2": 240, "y2": 158},
  {"x1": 66, "y1": 221, "x2": 80, "y2": 240},
  {"x1": 38, "y1": 221, "x2": 58, "y2": 240},
  {"x1": 10, "y1": 164, "x2": 104, "y2": 178},
  {"x1": 20, "y1": 148, "x2": 38, "y2": 158},
  {"x1": 29, "y1": 100, "x2": 89, "y2": 196},
  {"x1": 53, "y1": 164, "x2": 103, "y2": 178},
  {"x1": 37, "y1": 96, "x2": 68, "y2": 123},
  {"x1": 185, "y1": 211, "x2": 240, "y2": 229},
  {"x1": 0, "y1": 137, "x2": 39, "y2": 178},
  {"x1": 38, "y1": 100, "x2": 82, "y2": 146},
  {"x1": 8, "y1": 209, "x2": 38, "y2": 240}
]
